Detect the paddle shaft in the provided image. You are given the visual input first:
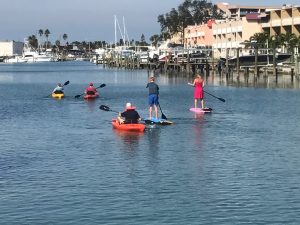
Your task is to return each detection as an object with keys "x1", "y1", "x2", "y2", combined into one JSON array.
[
  {"x1": 203, "y1": 90, "x2": 225, "y2": 102},
  {"x1": 75, "y1": 84, "x2": 105, "y2": 98},
  {"x1": 47, "y1": 81, "x2": 69, "y2": 97},
  {"x1": 158, "y1": 103, "x2": 167, "y2": 120}
]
